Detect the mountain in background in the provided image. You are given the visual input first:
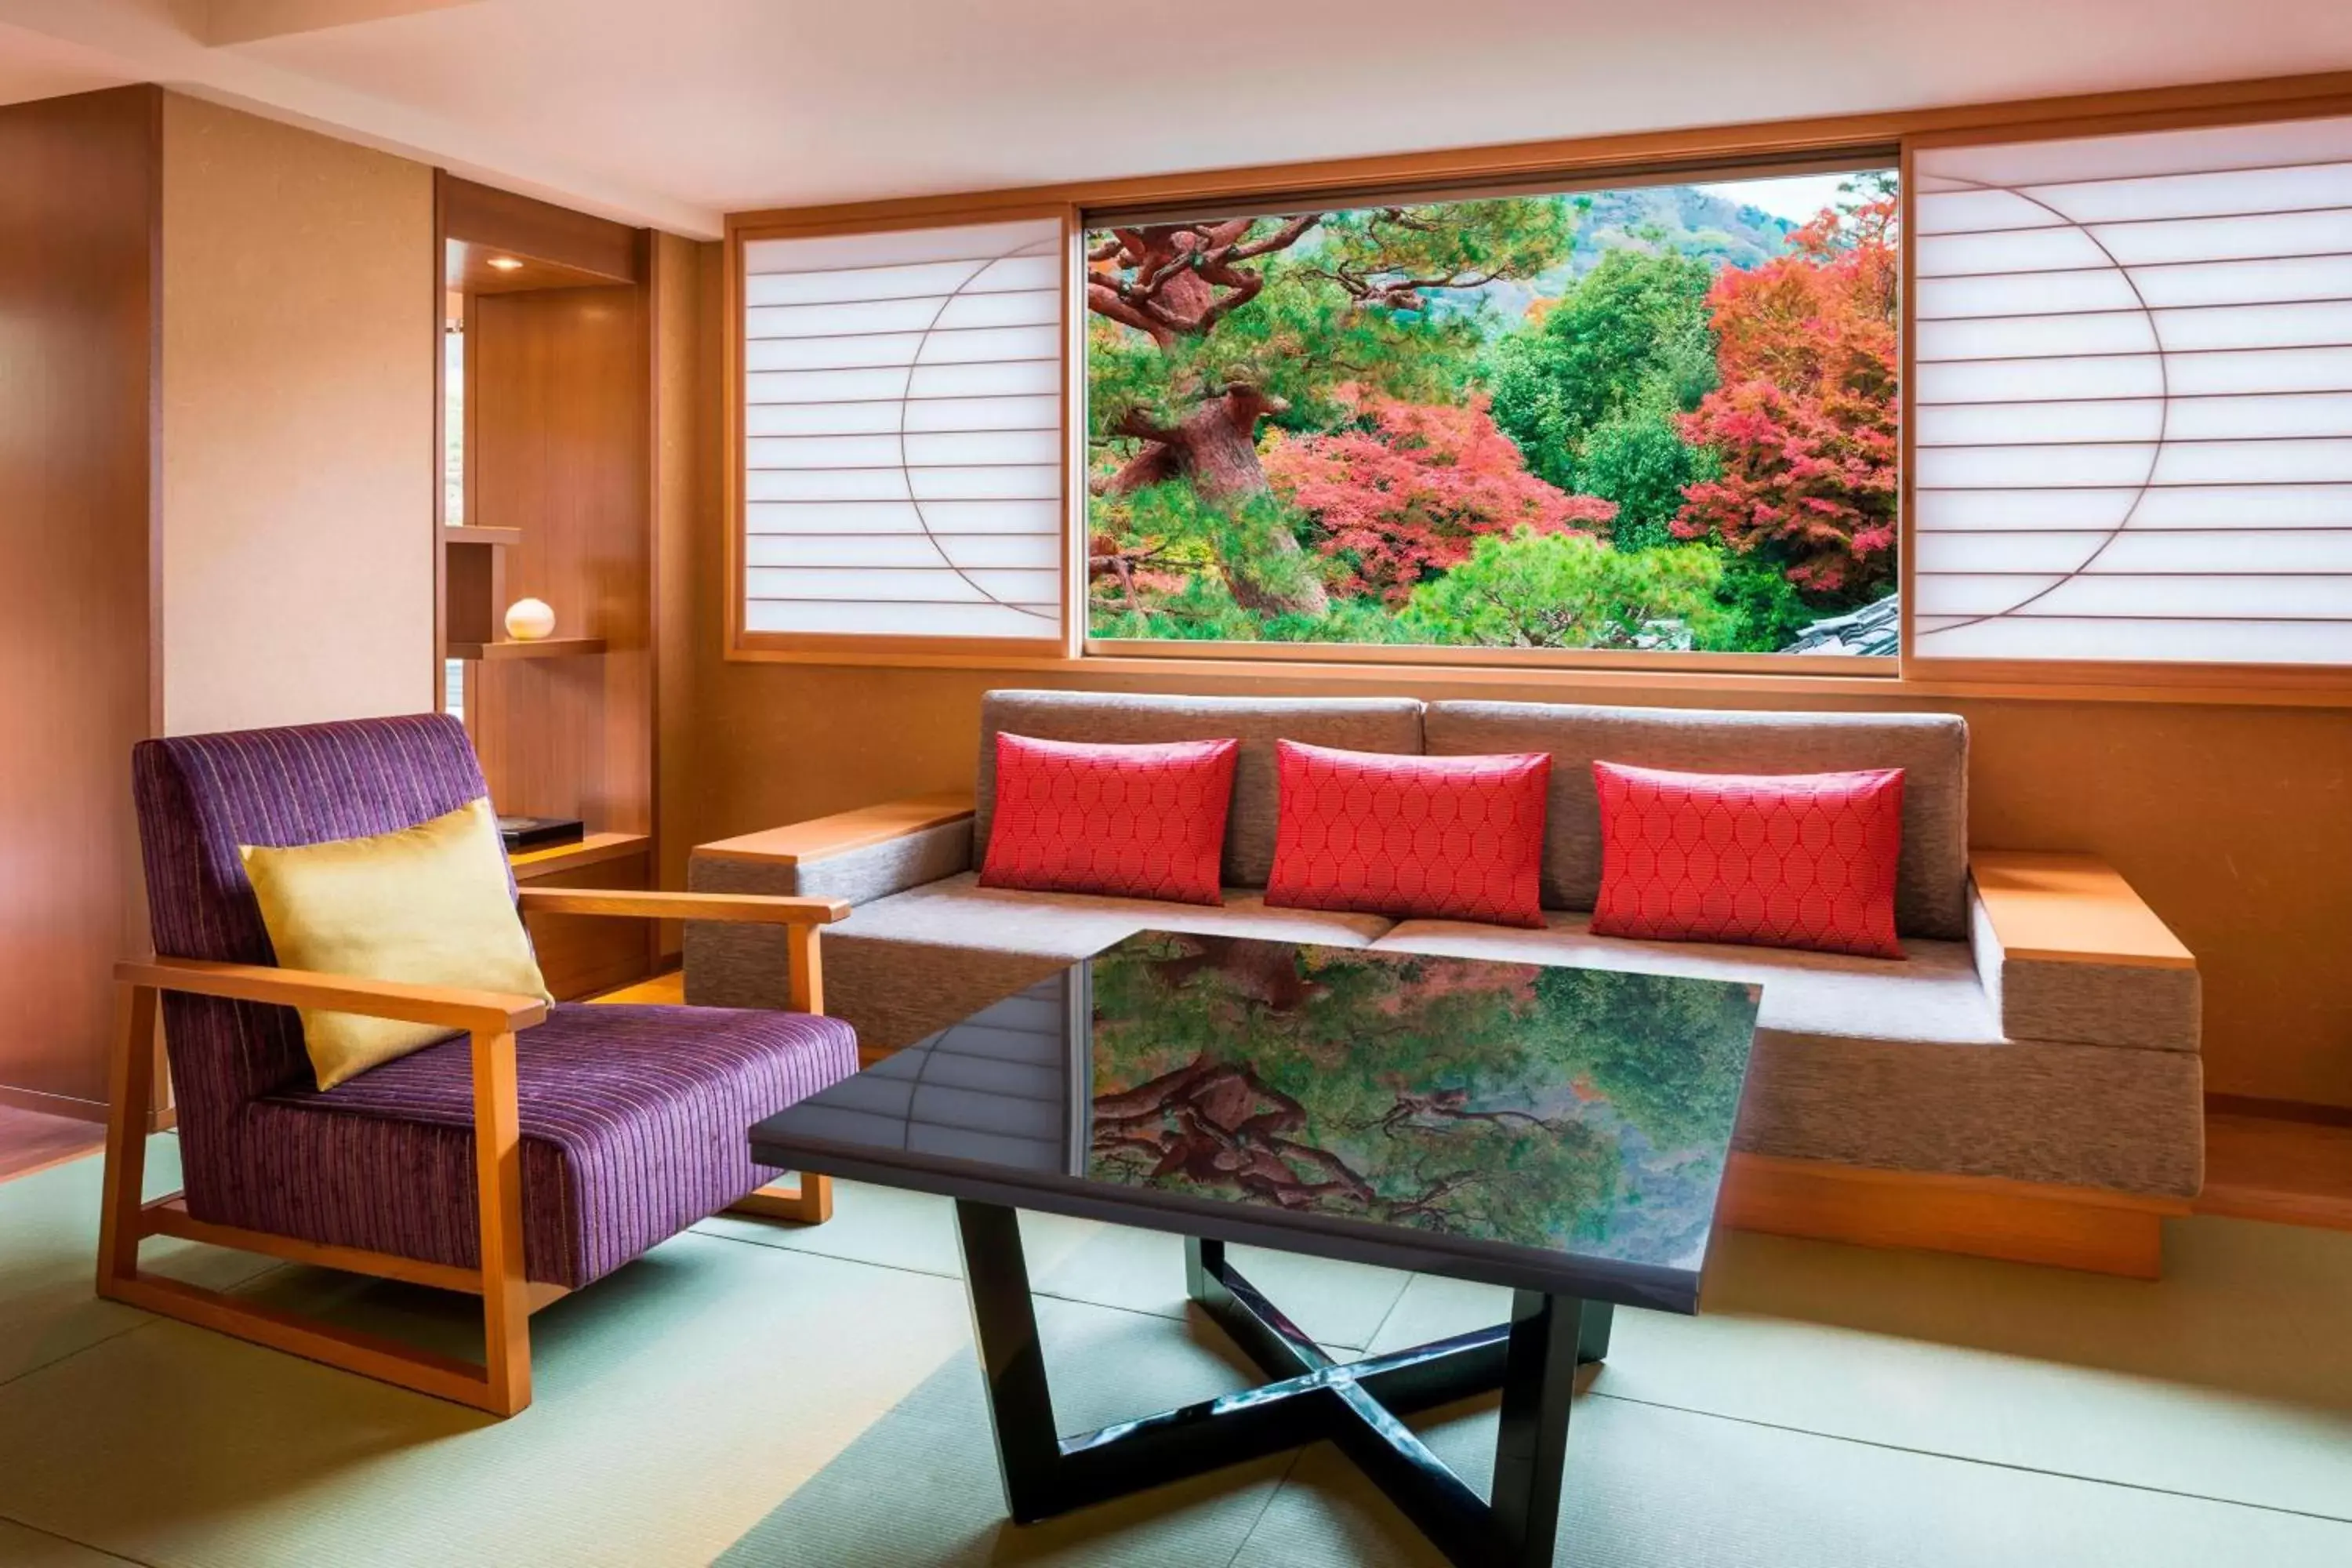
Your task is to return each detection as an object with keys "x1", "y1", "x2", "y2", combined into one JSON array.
[{"x1": 1465, "y1": 186, "x2": 1800, "y2": 327}]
